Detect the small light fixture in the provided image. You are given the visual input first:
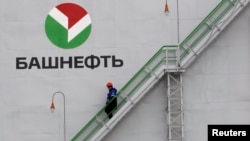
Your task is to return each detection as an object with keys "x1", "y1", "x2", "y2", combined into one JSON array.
[
  {"x1": 50, "y1": 102, "x2": 55, "y2": 113},
  {"x1": 165, "y1": 2, "x2": 169, "y2": 15}
]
